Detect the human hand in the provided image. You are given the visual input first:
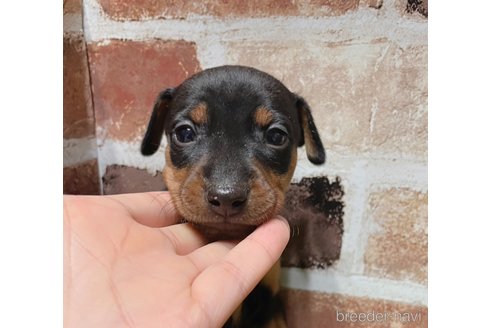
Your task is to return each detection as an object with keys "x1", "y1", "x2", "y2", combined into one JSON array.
[{"x1": 63, "y1": 192, "x2": 290, "y2": 328}]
